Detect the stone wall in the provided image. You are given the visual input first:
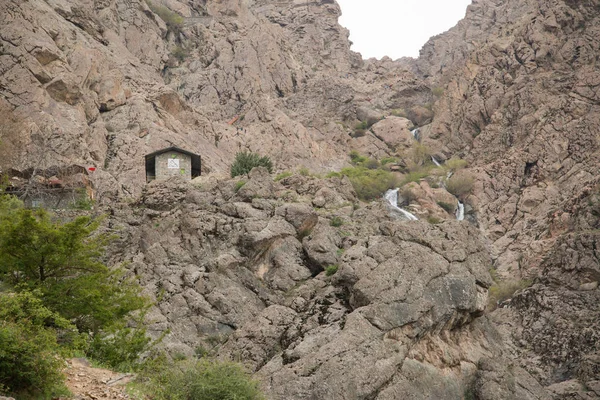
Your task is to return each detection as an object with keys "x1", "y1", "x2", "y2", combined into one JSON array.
[{"x1": 155, "y1": 151, "x2": 192, "y2": 181}]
